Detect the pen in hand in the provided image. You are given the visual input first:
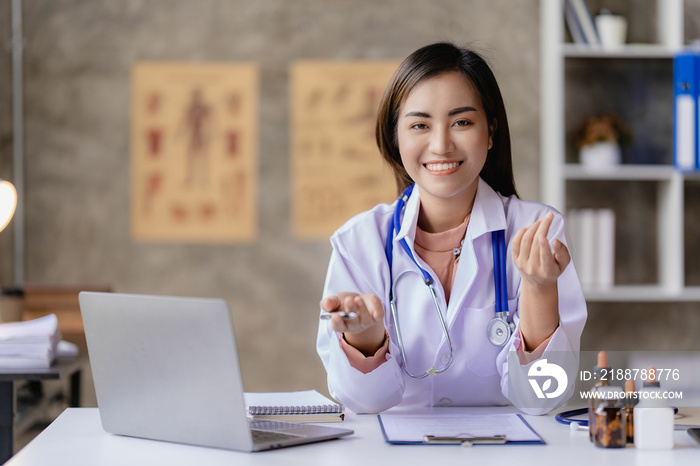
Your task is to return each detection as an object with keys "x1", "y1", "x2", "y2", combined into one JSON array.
[{"x1": 319, "y1": 311, "x2": 358, "y2": 320}]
